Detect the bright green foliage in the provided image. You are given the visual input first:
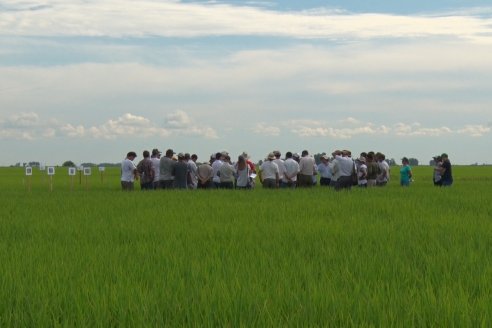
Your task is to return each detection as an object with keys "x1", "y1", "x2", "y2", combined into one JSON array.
[{"x1": 0, "y1": 166, "x2": 491, "y2": 326}]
